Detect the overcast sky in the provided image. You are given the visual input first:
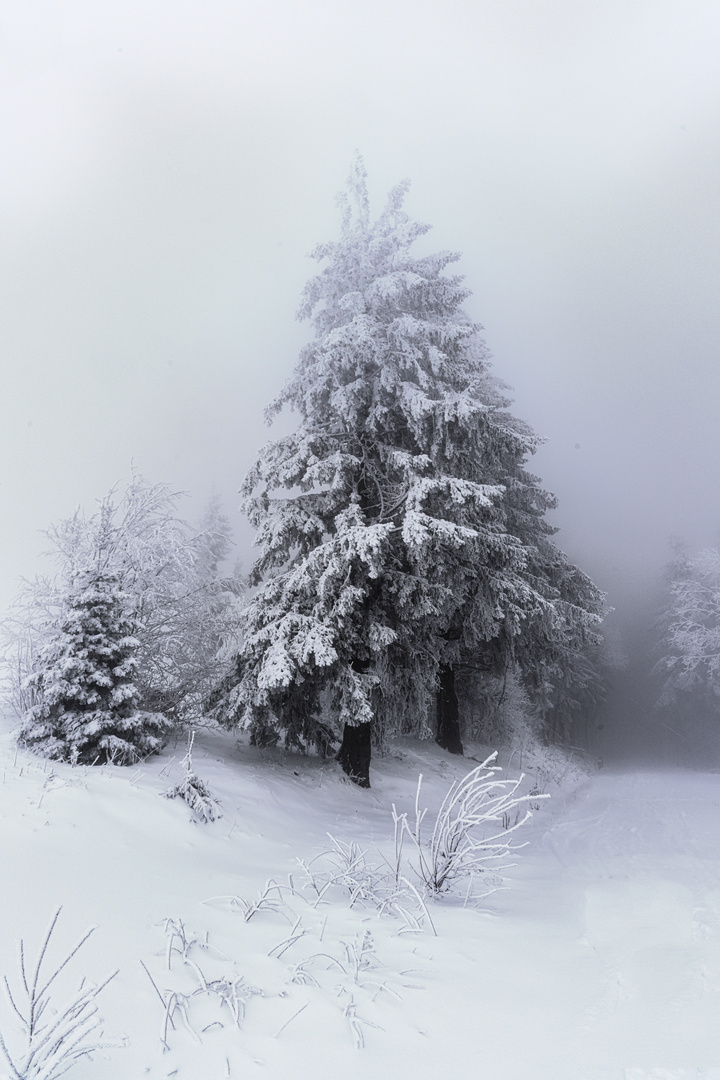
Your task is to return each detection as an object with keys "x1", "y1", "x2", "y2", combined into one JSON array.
[{"x1": 1, "y1": 0, "x2": 719, "y2": 625}]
